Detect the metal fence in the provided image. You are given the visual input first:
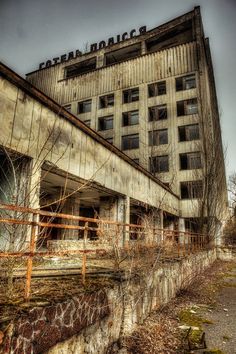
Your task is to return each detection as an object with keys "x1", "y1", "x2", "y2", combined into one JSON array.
[{"x1": 0, "y1": 203, "x2": 211, "y2": 299}]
